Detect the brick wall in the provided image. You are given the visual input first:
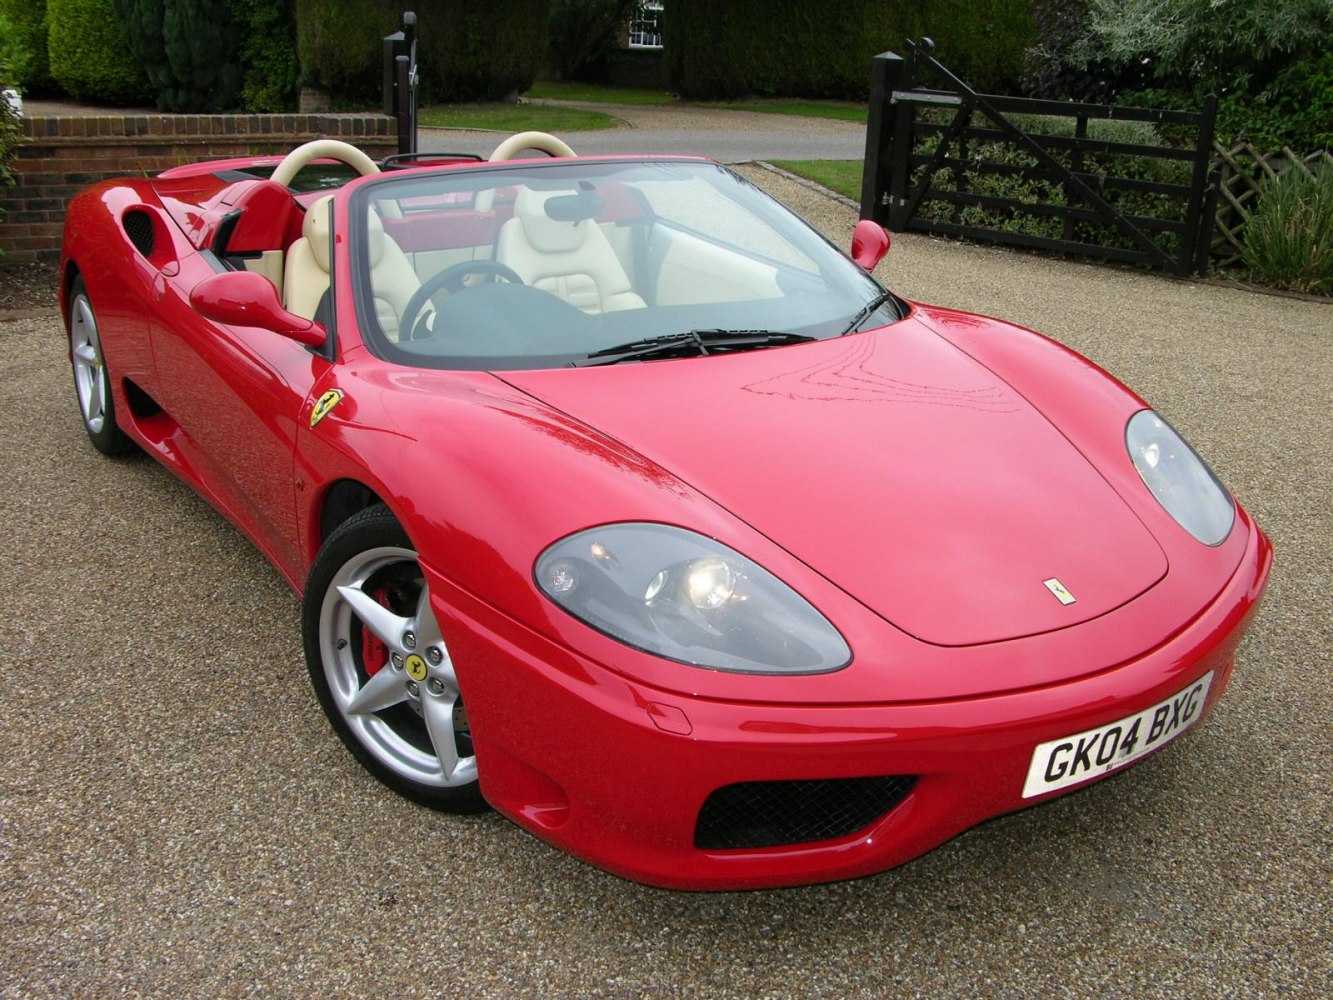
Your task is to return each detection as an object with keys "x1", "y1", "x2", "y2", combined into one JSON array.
[{"x1": 1, "y1": 113, "x2": 399, "y2": 265}]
